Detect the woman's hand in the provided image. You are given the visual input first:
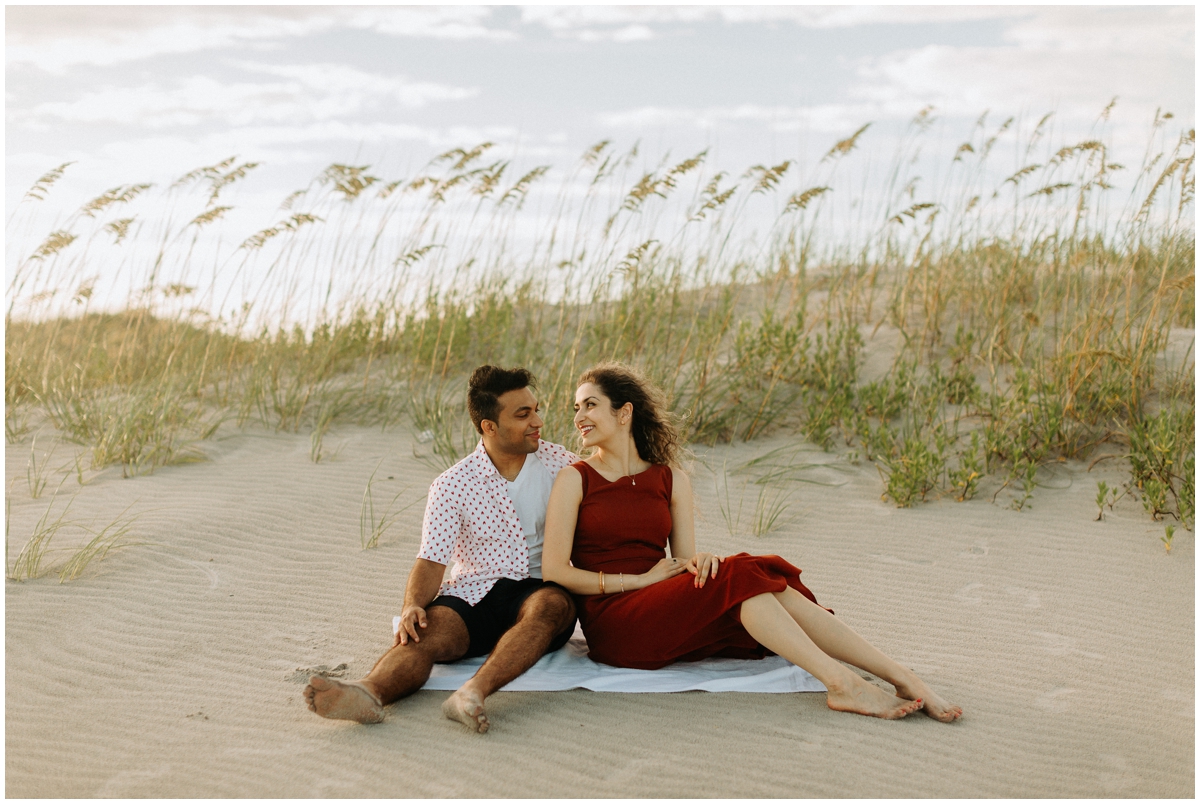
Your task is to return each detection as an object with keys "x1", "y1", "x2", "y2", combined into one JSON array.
[
  {"x1": 639, "y1": 556, "x2": 690, "y2": 588},
  {"x1": 684, "y1": 552, "x2": 721, "y2": 588}
]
